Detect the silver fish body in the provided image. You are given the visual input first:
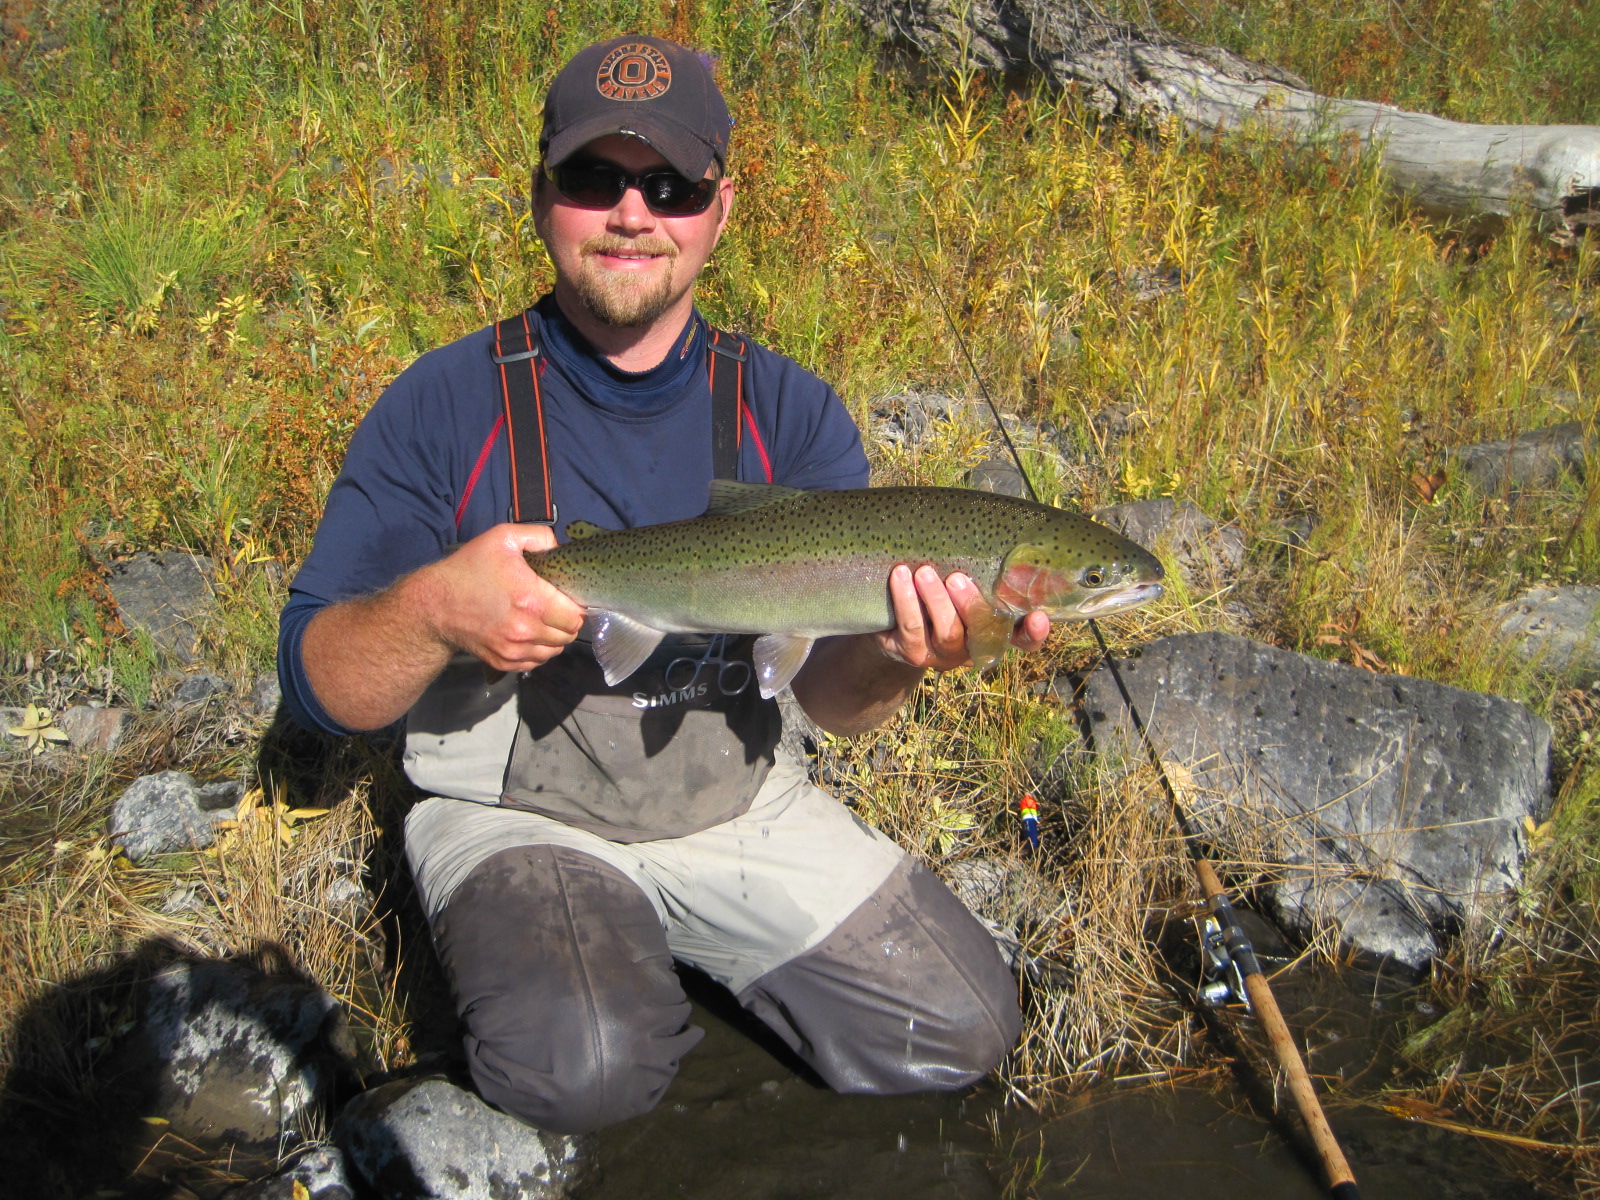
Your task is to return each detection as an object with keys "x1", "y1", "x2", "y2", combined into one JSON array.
[{"x1": 526, "y1": 482, "x2": 1164, "y2": 697}]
